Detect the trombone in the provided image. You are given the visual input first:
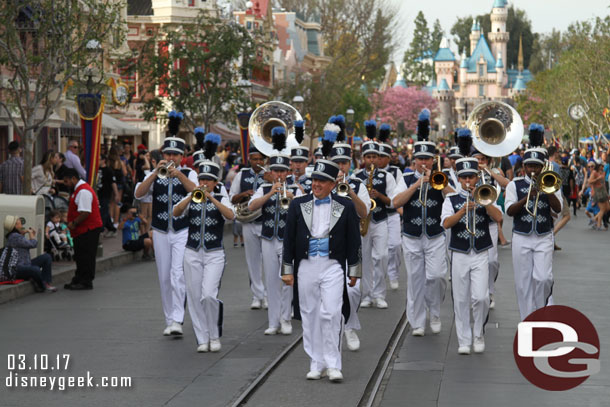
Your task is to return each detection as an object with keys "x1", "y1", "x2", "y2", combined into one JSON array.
[
  {"x1": 337, "y1": 174, "x2": 350, "y2": 197},
  {"x1": 464, "y1": 182, "x2": 477, "y2": 236},
  {"x1": 158, "y1": 162, "x2": 175, "y2": 179},
  {"x1": 473, "y1": 170, "x2": 498, "y2": 207},
  {"x1": 192, "y1": 186, "x2": 208, "y2": 203},
  {"x1": 525, "y1": 161, "x2": 562, "y2": 217},
  {"x1": 418, "y1": 156, "x2": 448, "y2": 206}
]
